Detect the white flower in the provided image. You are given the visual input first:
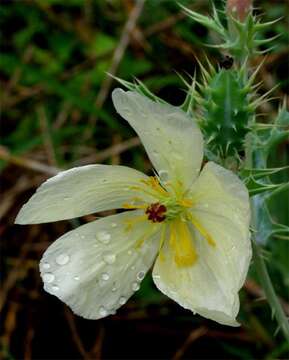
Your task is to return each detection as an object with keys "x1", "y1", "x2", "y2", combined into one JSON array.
[{"x1": 15, "y1": 89, "x2": 251, "y2": 326}]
